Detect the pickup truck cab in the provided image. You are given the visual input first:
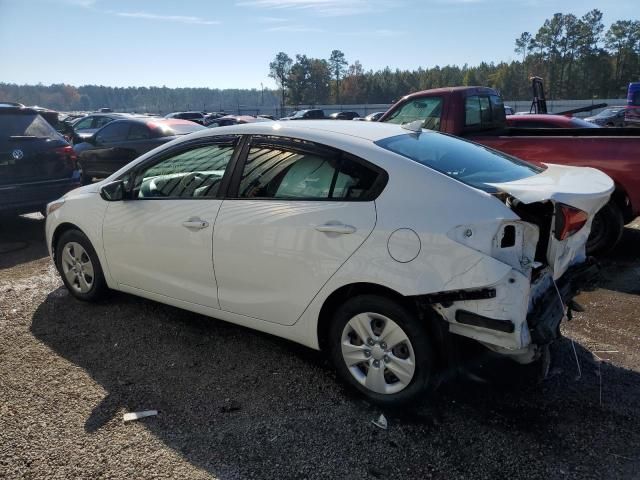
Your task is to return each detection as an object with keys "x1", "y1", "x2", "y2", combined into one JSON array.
[{"x1": 380, "y1": 86, "x2": 640, "y2": 253}]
